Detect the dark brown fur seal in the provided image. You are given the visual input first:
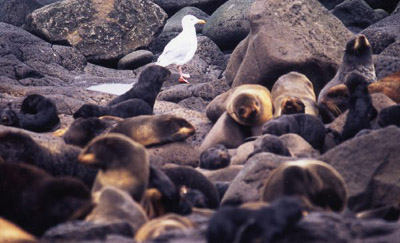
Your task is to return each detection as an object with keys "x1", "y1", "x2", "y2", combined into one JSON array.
[
  {"x1": 78, "y1": 133, "x2": 149, "y2": 202},
  {"x1": 261, "y1": 159, "x2": 348, "y2": 212}
]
